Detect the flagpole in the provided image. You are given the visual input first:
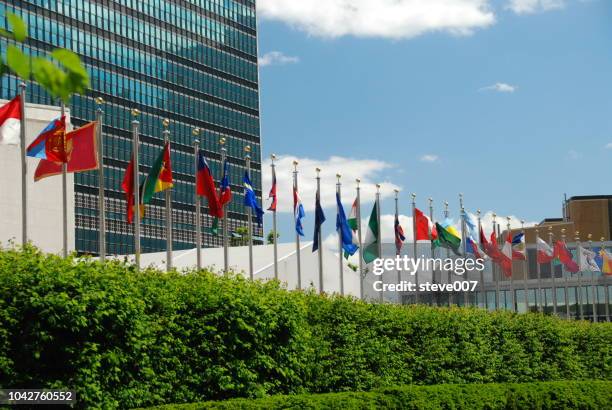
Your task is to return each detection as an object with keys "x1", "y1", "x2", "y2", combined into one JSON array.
[
  {"x1": 492, "y1": 213, "x2": 499, "y2": 310},
  {"x1": 445, "y1": 201, "x2": 452, "y2": 306},
  {"x1": 131, "y1": 109, "x2": 141, "y2": 270},
  {"x1": 497, "y1": 221, "x2": 503, "y2": 309},
  {"x1": 522, "y1": 220, "x2": 528, "y2": 312},
  {"x1": 162, "y1": 119, "x2": 173, "y2": 271},
  {"x1": 95, "y1": 97, "x2": 106, "y2": 261},
  {"x1": 376, "y1": 184, "x2": 383, "y2": 303},
  {"x1": 293, "y1": 161, "x2": 302, "y2": 289},
  {"x1": 271, "y1": 154, "x2": 279, "y2": 280},
  {"x1": 507, "y1": 217, "x2": 515, "y2": 313},
  {"x1": 245, "y1": 145, "x2": 253, "y2": 280},
  {"x1": 549, "y1": 226, "x2": 557, "y2": 315},
  {"x1": 459, "y1": 193, "x2": 468, "y2": 306},
  {"x1": 395, "y1": 190, "x2": 400, "y2": 285},
  {"x1": 337, "y1": 174, "x2": 344, "y2": 296},
  {"x1": 430, "y1": 198, "x2": 437, "y2": 306},
  {"x1": 59, "y1": 101, "x2": 68, "y2": 258},
  {"x1": 575, "y1": 231, "x2": 584, "y2": 320},
  {"x1": 588, "y1": 234, "x2": 597, "y2": 322},
  {"x1": 412, "y1": 193, "x2": 419, "y2": 304},
  {"x1": 193, "y1": 130, "x2": 201, "y2": 270},
  {"x1": 535, "y1": 229, "x2": 543, "y2": 313},
  {"x1": 561, "y1": 228, "x2": 570, "y2": 319},
  {"x1": 19, "y1": 82, "x2": 28, "y2": 246},
  {"x1": 477, "y1": 210, "x2": 486, "y2": 309},
  {"x1": 220, "y1": 137, "x2": 229, "y2": 274},
  {"x1": 356, "y1": 179, "x2": 364, "y2": 300},
  {"x1": 316, "y1": 168, "x2": 324, "y2": 293},
  {"x1": 600, "y1": 237, "x2": 609, "y2": 322}
]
